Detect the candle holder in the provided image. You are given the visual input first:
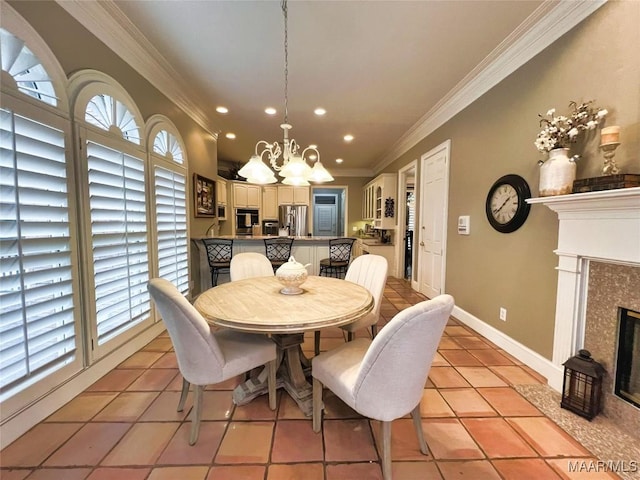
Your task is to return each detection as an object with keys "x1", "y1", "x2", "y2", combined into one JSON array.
[{"x1": 599, "y1": 142, "x2": 620, "y2": 176}]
